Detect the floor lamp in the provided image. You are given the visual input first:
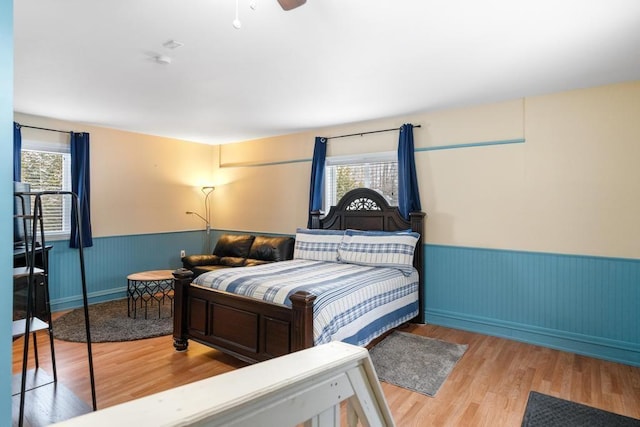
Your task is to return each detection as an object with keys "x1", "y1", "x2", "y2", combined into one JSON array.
[{"x1": 186, "y1": 186, "x2": 215, "y2": 253}]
